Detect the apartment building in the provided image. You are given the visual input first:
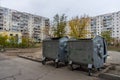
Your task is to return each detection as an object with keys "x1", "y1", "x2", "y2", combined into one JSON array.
[
  {"x1": 0, "y1": 6, "x2": 50, "y2": 42},
  {"x1": 91, "y1": 12, "x2": 120, "y2": 40}
]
